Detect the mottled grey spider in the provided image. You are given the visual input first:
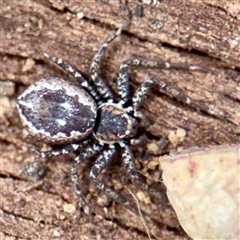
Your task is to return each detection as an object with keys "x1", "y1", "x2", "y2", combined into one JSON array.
[{"x1": 17, "y1": 12, "x2": 212, "y2": 215}]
